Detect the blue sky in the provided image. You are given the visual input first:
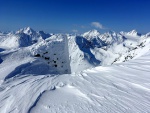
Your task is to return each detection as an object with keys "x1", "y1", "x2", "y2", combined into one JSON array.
[{"x1": 0, "y1": 0, "x2": 150, "y2": 33}]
